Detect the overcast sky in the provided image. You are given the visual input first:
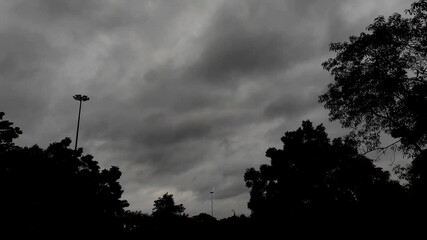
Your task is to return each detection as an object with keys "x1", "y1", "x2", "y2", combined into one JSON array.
[{"x1": 0, "y1": 0, "x2": 415, "y2": 219}]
